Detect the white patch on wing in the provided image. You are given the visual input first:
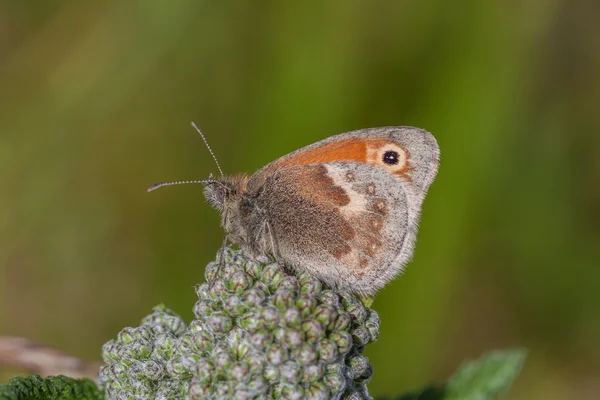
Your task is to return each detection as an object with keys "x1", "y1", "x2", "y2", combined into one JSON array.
[{"x1": 325, "y1": 165, "x2": 368, "y2": 217}]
